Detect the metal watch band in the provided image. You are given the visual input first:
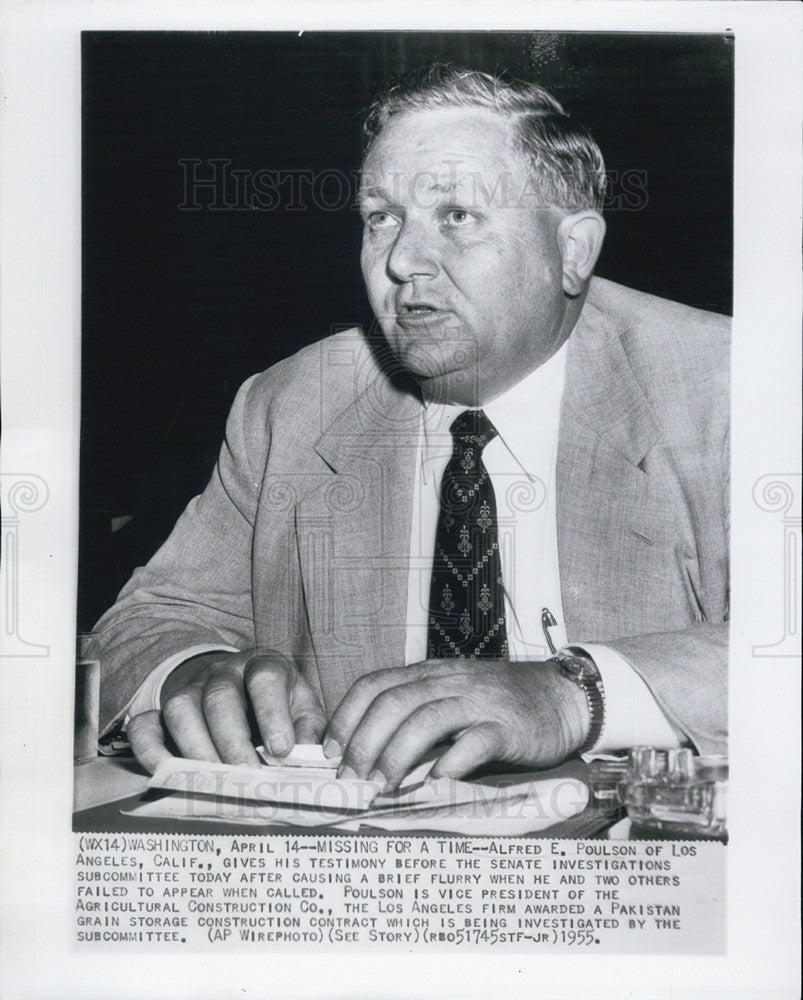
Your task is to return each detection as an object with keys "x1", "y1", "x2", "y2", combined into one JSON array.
[{"x1": 549, "y1": 647, "x2": 606, "y2": 755}]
